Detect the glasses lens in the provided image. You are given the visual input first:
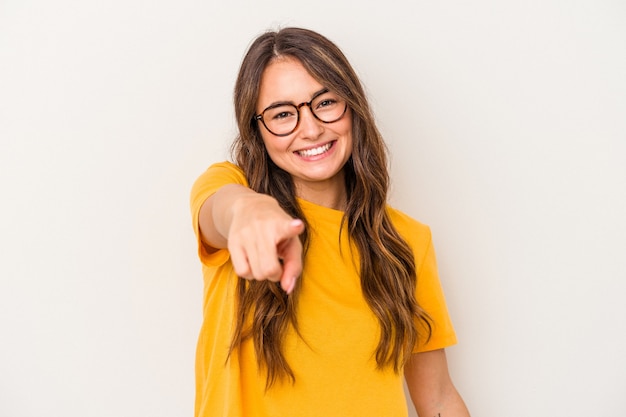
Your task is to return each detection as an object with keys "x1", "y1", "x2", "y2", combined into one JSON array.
[
  {"x1": 311, "y1": 92, "x2": 346, "y2": 123},
  {"x1": 259, "y1": 91, "x2": 347, "y2": 136},
  {"x1": 263, "y1": 105, "x2": 298, "y2": 136}
]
